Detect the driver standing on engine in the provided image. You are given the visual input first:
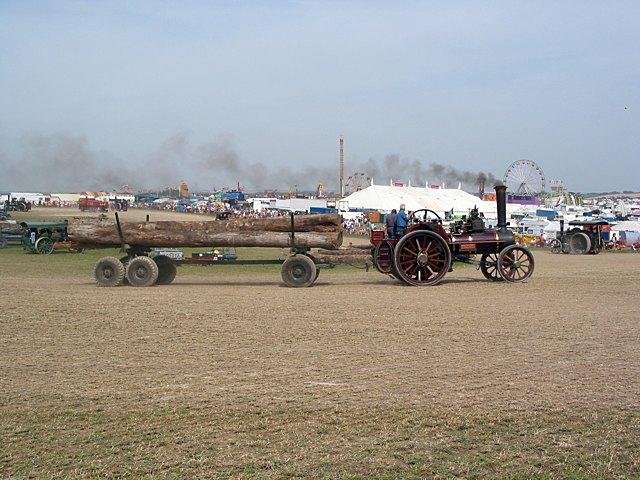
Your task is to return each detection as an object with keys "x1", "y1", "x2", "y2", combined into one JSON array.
[
  {"x1": 395, "y1": 204, "x2": 409, "y2": 238},
  {"x1": 385, "y1": 209, "x2": 397, "y2": 238}
]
